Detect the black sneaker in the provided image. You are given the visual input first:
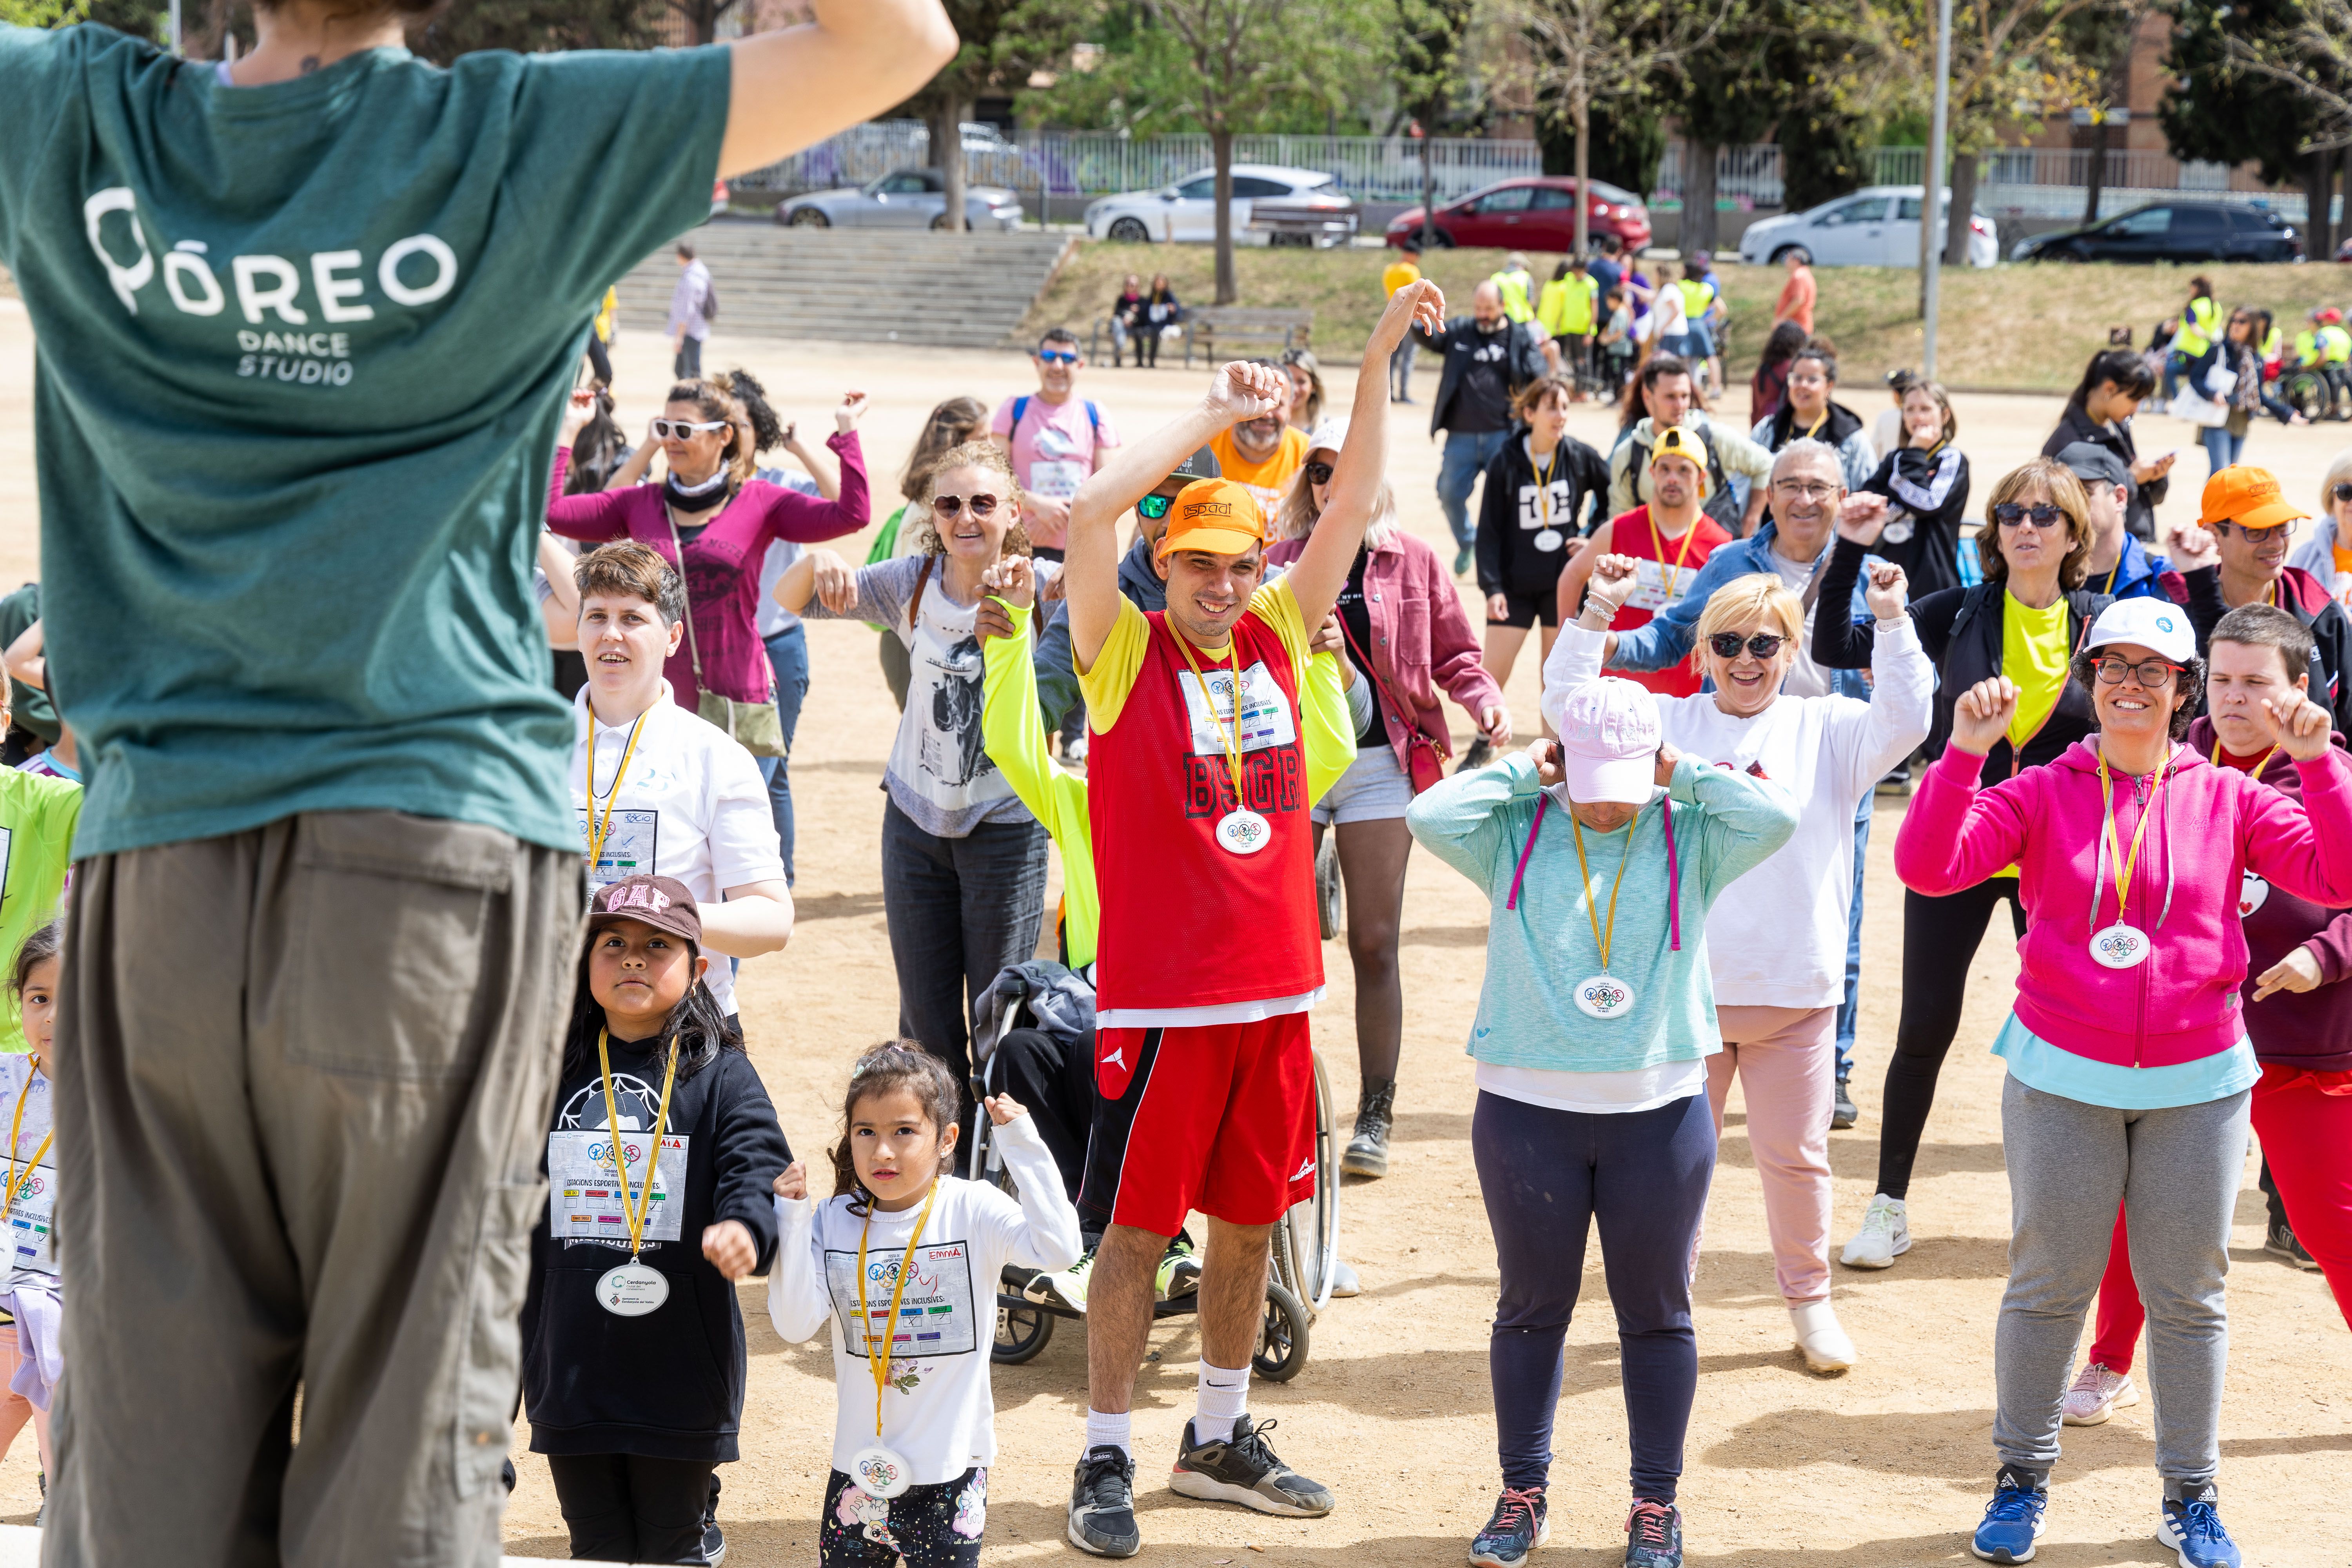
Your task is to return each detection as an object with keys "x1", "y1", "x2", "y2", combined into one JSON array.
[
  {"x1": 1458, "y1": 737, "x2": 1494, "y2": 773},
  {"x1": 1832, "y1": 1073, "x2": 1859, "y2": 1131},
  {"x1": 702, "y1": 1470, "x2": 726, "y2": 1565},
  {"x1": 1169, "y1": 1414, "x2": 1334, "y2": 1517},
  {"x1": 2265, "y1": 1219, "x2": 2320, "y2": 1270},
  {"x1": 1343, "y1": 1077, "x2": 1395, "y2": 1178},
  {"x1": 1624, "y1": 1498, "x2": 1684, "y2": 1568},
  {"x1": 1069, "y1": 1445, "x2": 1142, "y2": 1557},
  {"x1": 1469, "y1": 1485, "x2": 1548, "y2": 1567}
]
